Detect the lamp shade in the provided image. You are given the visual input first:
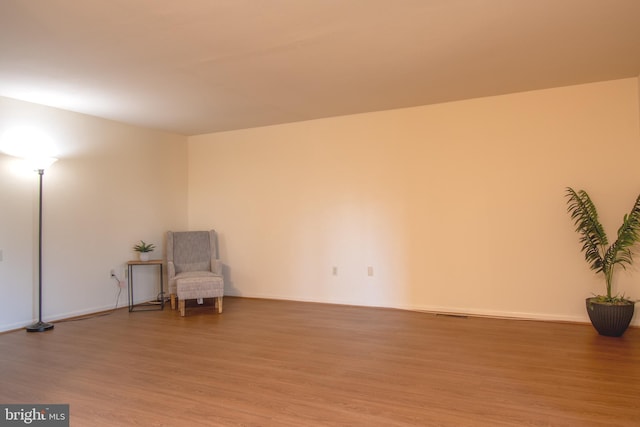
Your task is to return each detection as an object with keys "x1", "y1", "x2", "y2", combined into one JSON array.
[{"x1": 0, "y1": 127, "x2": 58, "y2": 170}]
